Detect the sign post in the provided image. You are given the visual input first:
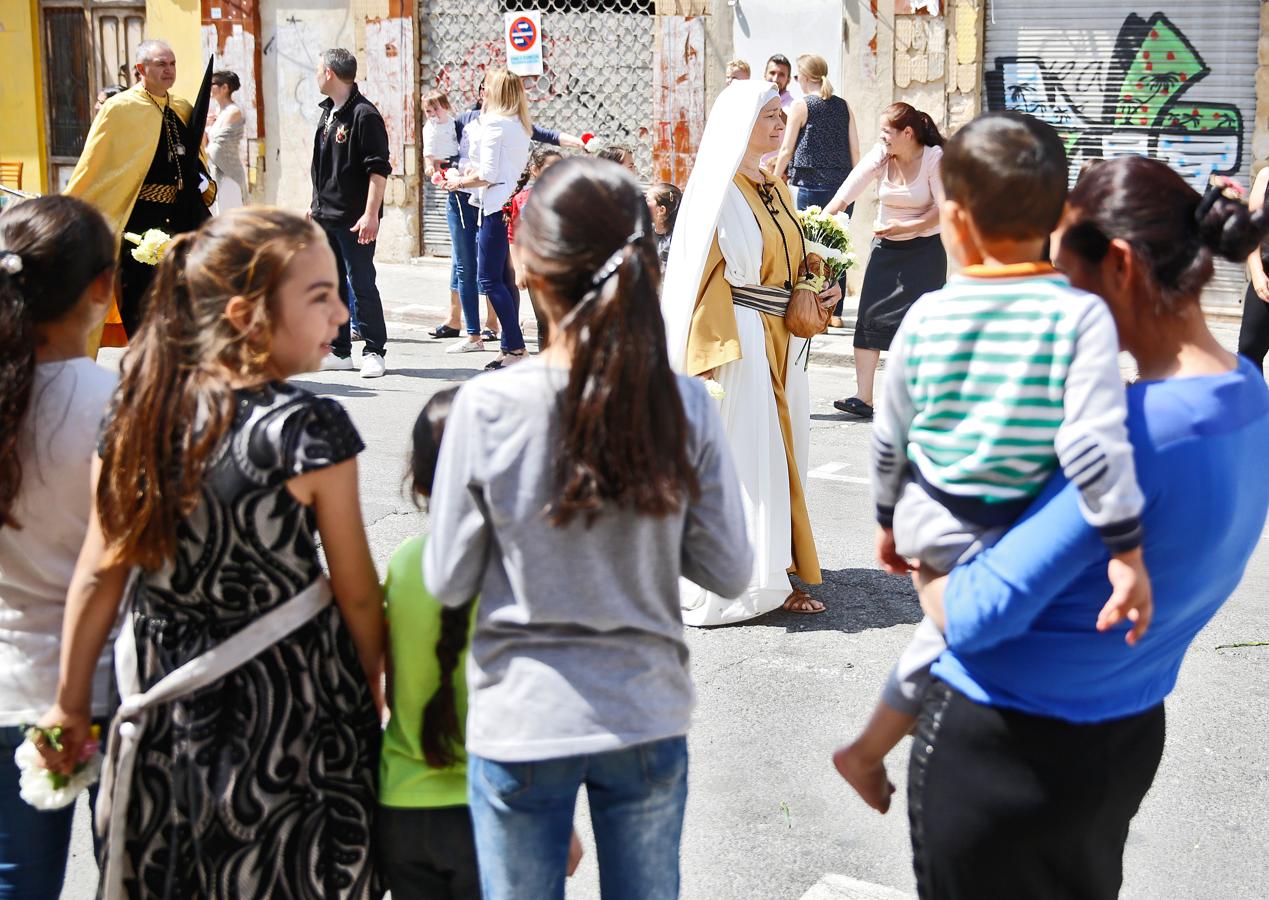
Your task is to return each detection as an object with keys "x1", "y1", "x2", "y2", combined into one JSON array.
[{"x1": 504, "y1": 10, "x2": 544, "y2": 76}]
